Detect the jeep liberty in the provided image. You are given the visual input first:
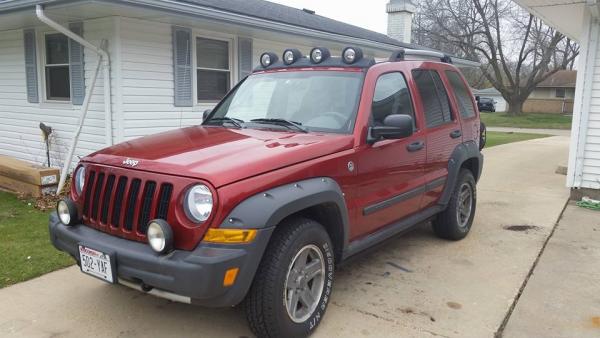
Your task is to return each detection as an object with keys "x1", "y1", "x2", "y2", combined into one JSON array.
[{"x1": 50, "y1": 47, "x2": 484, "y2": 337}]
